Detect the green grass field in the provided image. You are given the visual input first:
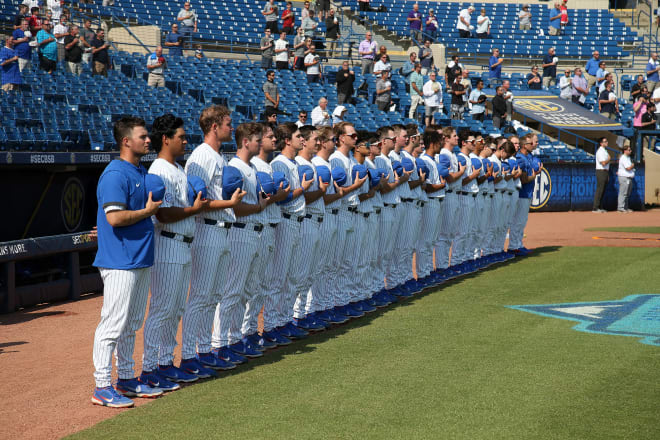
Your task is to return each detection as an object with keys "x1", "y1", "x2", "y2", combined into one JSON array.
[
  {"x1": 585, "y1": 226, "x2": 660, "y2": 234},
  {"x1": 70, "y1": 247, "x2": 660, "y2": 440}
]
